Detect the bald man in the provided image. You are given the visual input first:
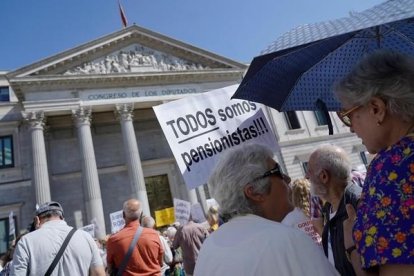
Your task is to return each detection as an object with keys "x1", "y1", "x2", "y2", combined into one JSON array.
[
  {"x1": 306, "y1": 145, "x2": 361, "y2": 276},
  {"x1": 107, "y1": 199, "x2": 164, "y2": 275}
]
